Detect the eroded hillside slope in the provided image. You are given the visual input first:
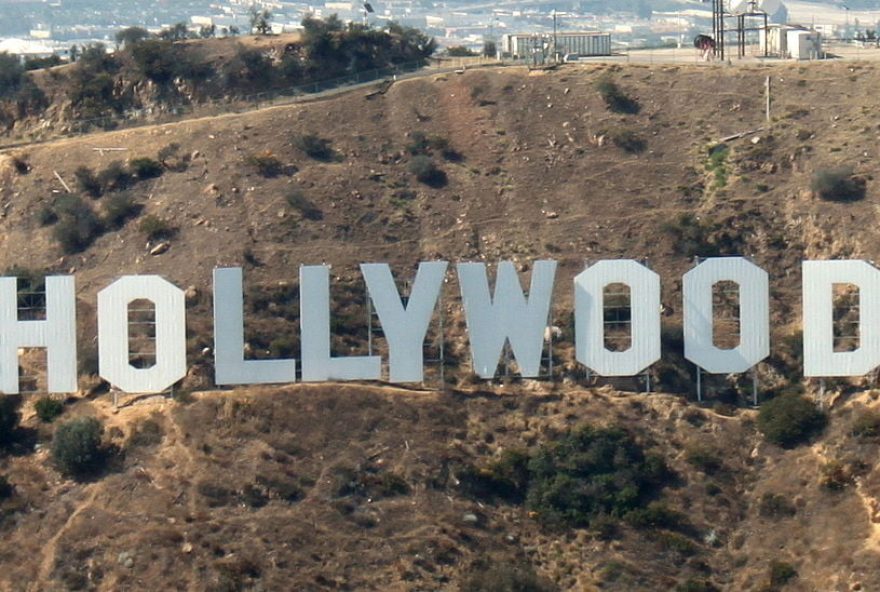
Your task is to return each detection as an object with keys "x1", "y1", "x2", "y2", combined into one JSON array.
[{"x1": 0, "y1": 61, "x2": 879, "y2": 591}]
